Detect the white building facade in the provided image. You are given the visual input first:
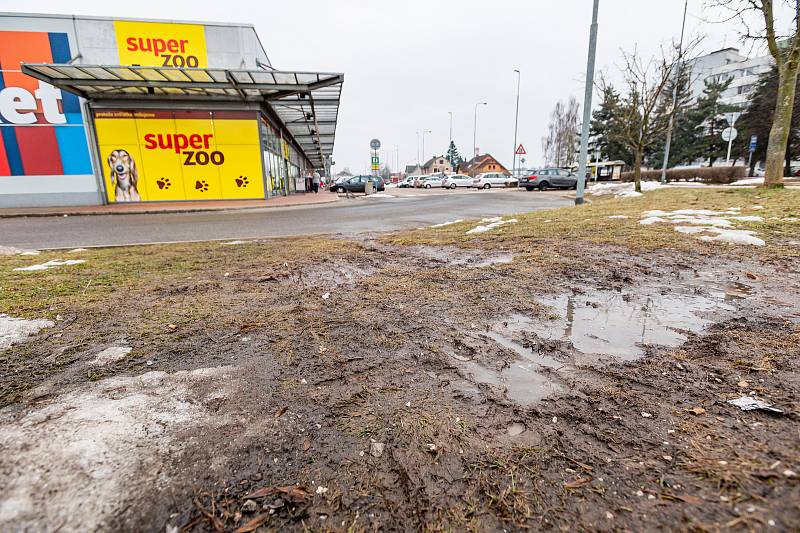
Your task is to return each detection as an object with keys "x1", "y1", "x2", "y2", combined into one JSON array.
[{"x1": 687, "y1": 48, "x2": 773, "y2": 109}]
